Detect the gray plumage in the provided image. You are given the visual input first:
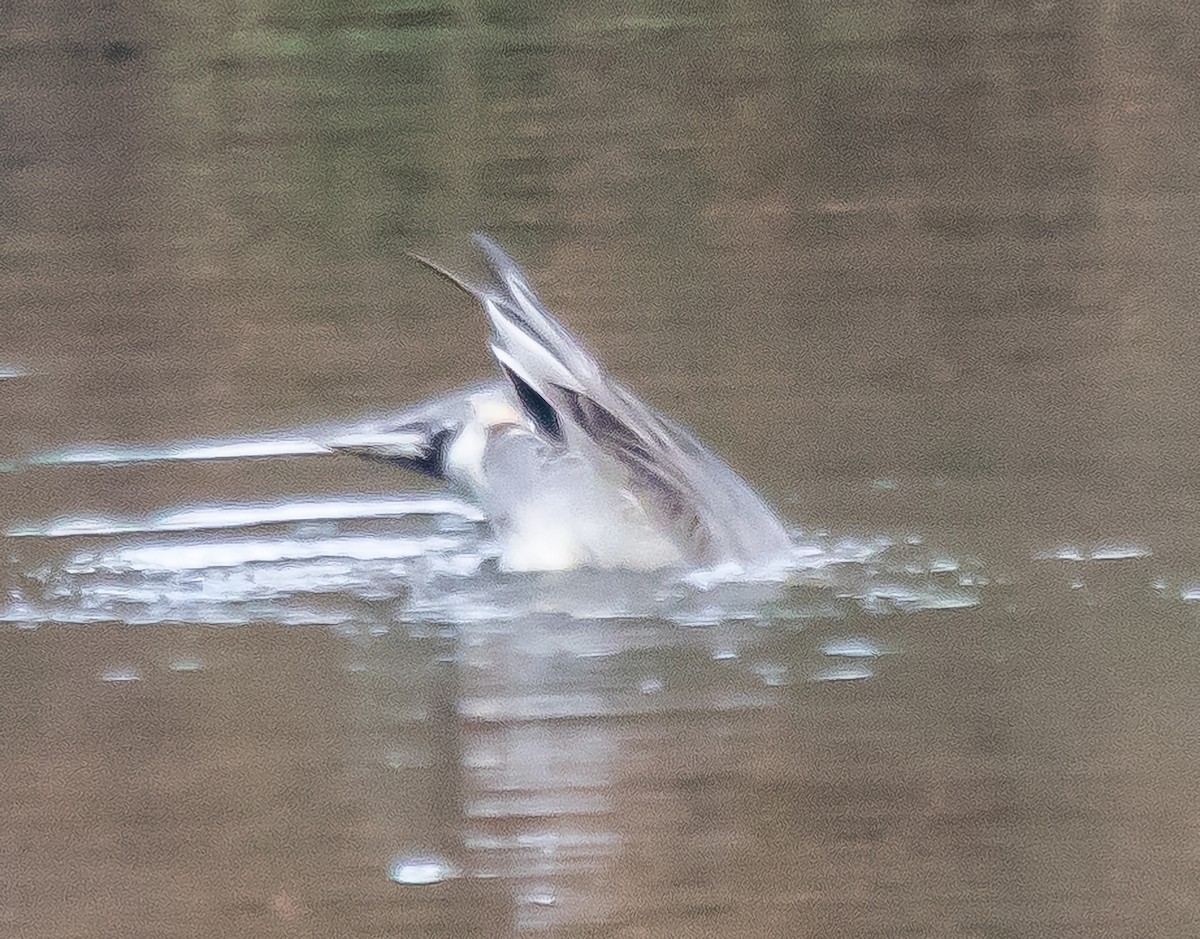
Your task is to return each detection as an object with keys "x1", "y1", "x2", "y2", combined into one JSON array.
[{"x1": 327, "y1": 236, "x2": 791, "y2": 572}]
